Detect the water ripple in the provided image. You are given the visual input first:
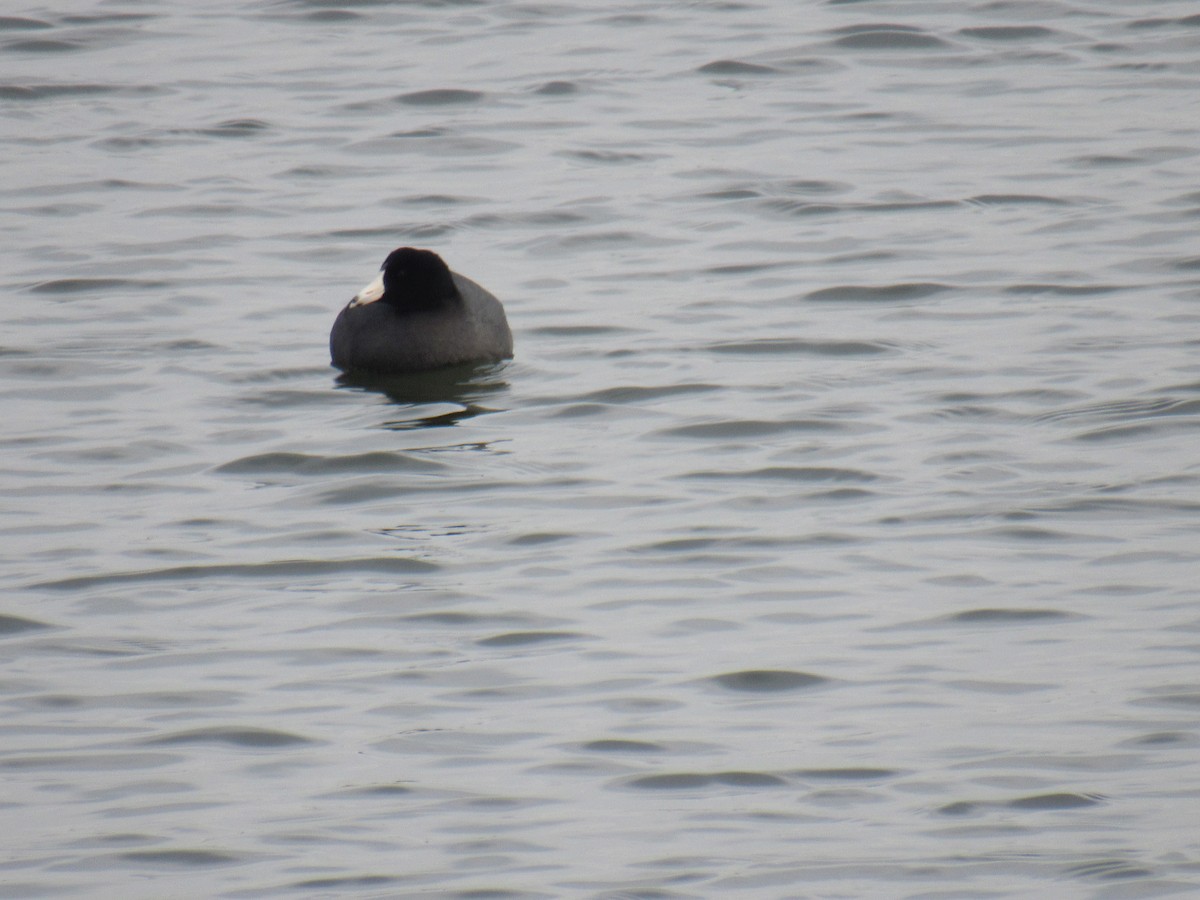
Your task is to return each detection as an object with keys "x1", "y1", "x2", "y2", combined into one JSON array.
[
  {"x1": 709, "y1": 670, "x2": 829, "y2": 692},
  {"x1": 34, "y1": 557, "x2": 438, "y2": 591}
]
